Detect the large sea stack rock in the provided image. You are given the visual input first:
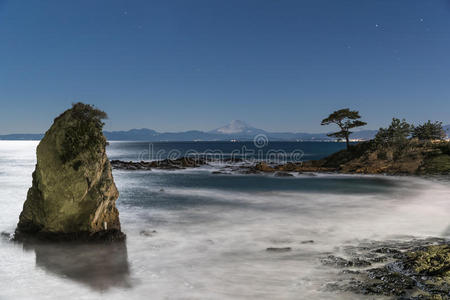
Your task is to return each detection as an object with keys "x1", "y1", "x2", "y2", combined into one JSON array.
[{"x1": 16, "y1": 103, "x2": 124, "y2": 241}]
